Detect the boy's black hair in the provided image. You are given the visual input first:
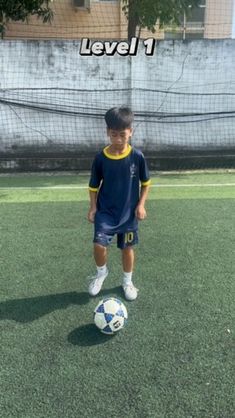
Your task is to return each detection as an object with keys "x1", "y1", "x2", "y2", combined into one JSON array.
[{"x1": 104, "y1": 107, "x2": 134, "y2": 130}]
